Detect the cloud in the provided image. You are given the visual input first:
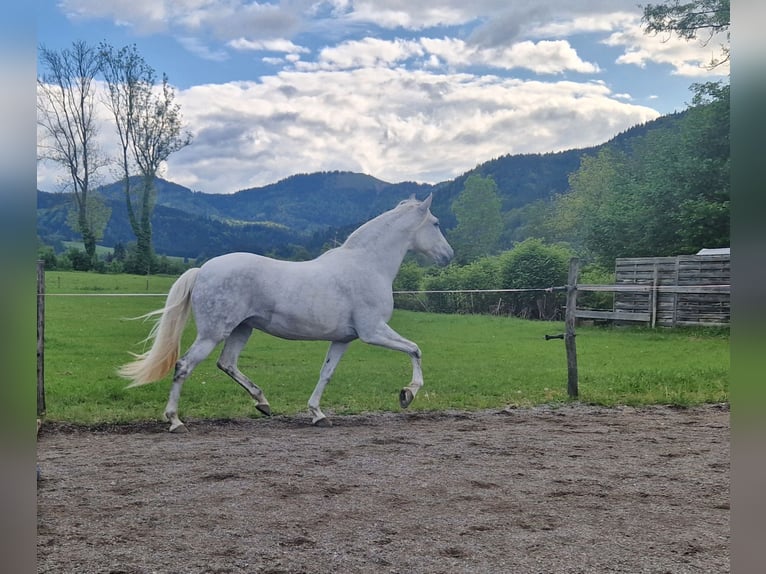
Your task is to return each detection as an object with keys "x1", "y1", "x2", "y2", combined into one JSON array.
[
  {"x1": 155, "y1": 68, "x2": 659, "y2": 193},
  {"x1": 302, "y1": 37, "x2": 424, "y2": 70},
  {"x1": 530, "y1": 11, "x2": 638, "y2": 37},
  {"x1": 603, "y1": 21, "x2": 730, "y2": 77},
  {"x1": 297, "y1": 36, "x2": 598, "y2": 75},
  {"x1": 228, "y1": 38, "x2": 310, "y2": 55},
  {"x1": 342, "y1": 2, "x2": 472, "y2": 29},
  {"x1": 59, "y1": 0, "x2": 302, "y2": 40}
]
